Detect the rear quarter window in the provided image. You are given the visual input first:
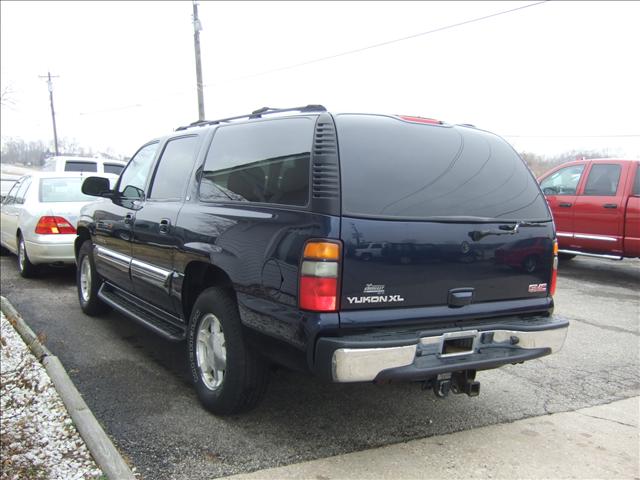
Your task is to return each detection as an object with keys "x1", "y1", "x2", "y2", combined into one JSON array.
[
  {"x1": 336, "y1": 115, "x2": 550, "y2": 221},
  {"x1": 104, "y1": 163, "x2": 124, "y2": 175},
  {"x1": 199, "y1": 117, "x2": 313, "y2": 207},
  {"x1": 64, "y1": 161, "x2": 98, "y2": 172}
]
